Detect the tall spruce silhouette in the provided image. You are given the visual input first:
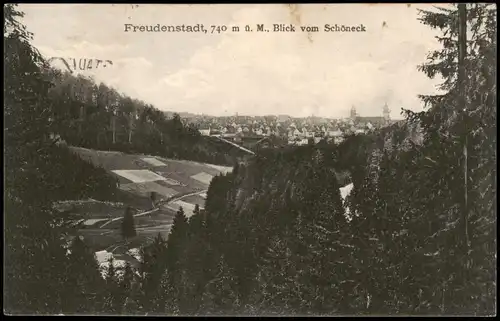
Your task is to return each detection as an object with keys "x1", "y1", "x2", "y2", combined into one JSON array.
[
  {"x1": 121, "y1": 206, "x2": 137, "y2": 241},
  {"x1": 4, "y1": 4, "x2": 116, "y2": 314}
]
